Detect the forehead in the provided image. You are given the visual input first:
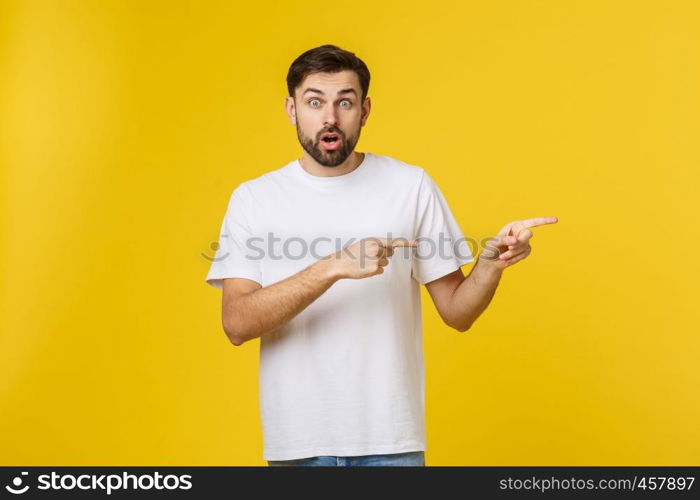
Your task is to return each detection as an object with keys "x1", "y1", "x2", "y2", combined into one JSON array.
[{"x1": 297, "y1": 70, "x2": 361, "y2": 96}]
